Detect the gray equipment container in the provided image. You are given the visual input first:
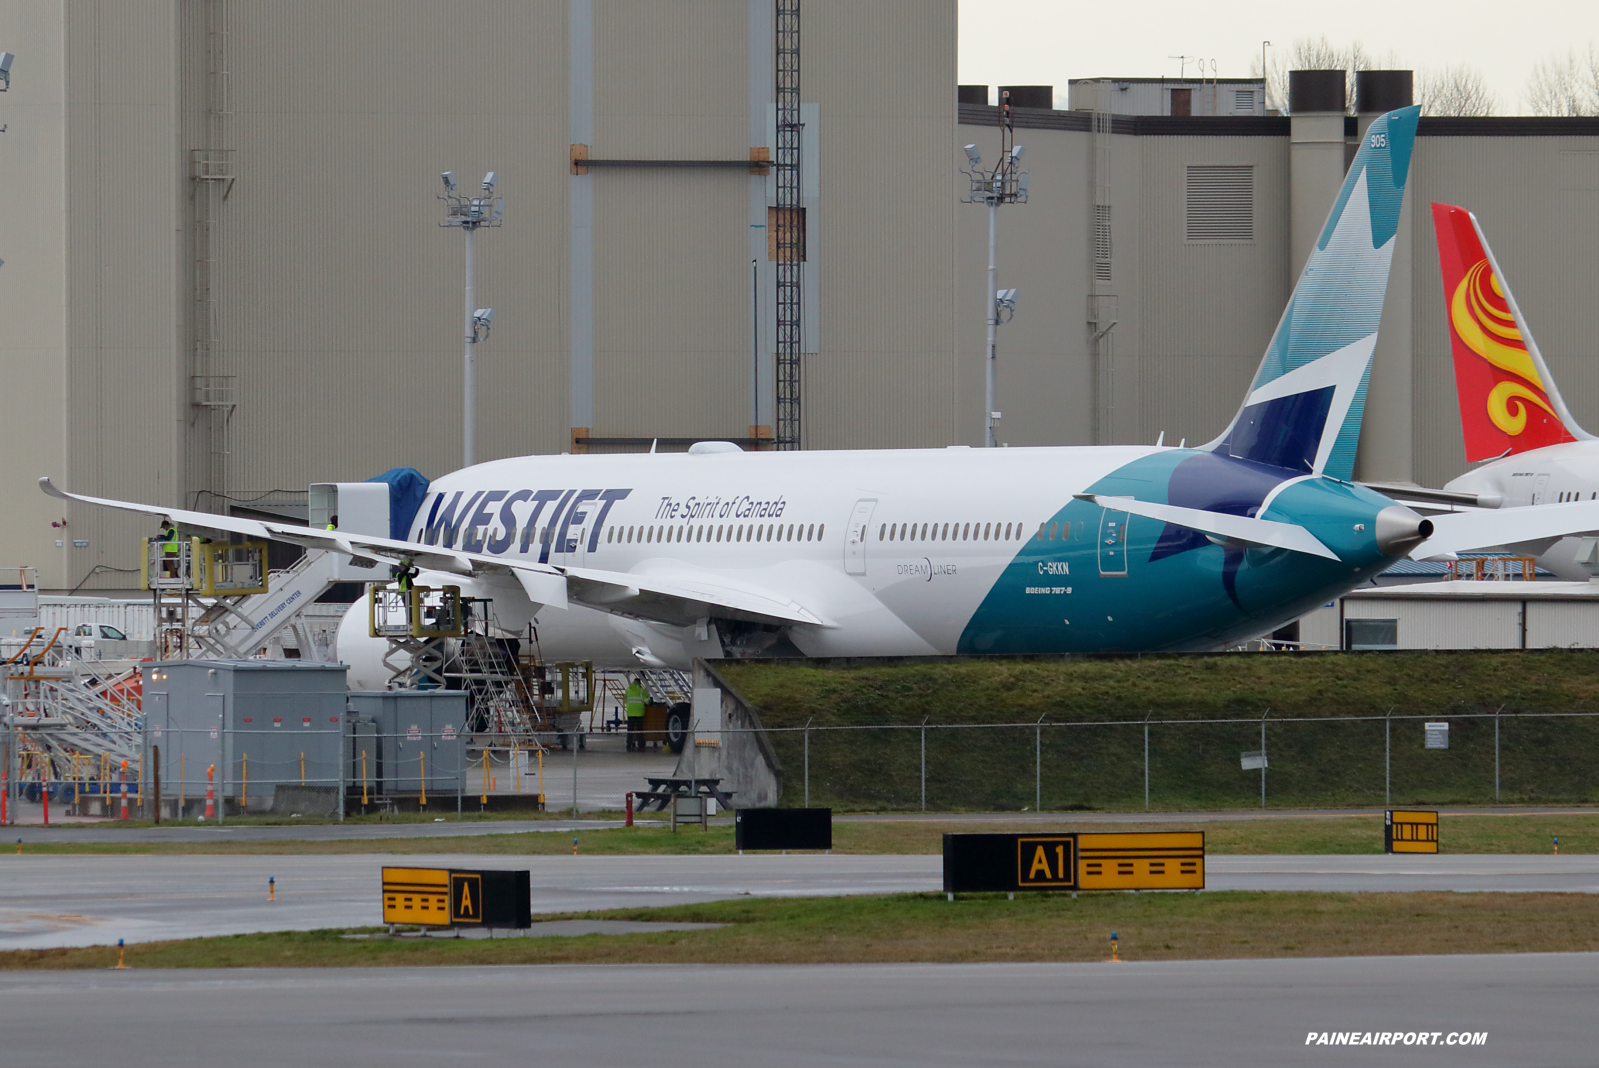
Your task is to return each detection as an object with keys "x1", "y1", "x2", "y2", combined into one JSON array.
[
  {"x1": 141, "y1": 659, "x2": 348, "y2": 808},
  {"x1": 345, "y1": 690, "x2": 466, "y2": 796}
]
